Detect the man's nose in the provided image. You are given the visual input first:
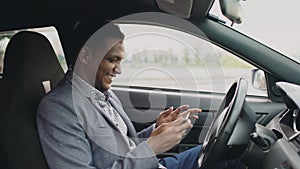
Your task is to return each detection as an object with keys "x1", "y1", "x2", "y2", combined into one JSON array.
[{"x1": 114, "y1": 63, "x2": 122, "y2": 74}]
